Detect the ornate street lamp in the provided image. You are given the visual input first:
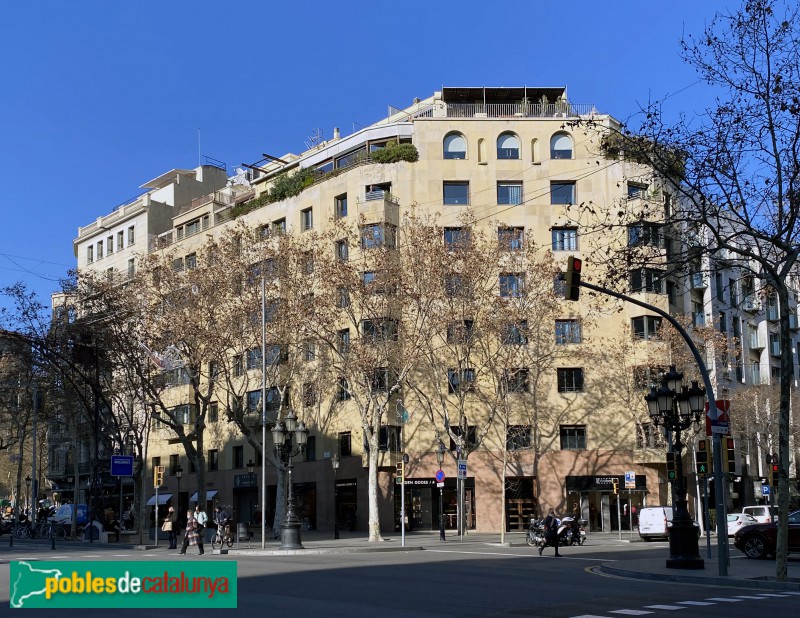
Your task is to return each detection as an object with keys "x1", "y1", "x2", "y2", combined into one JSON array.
[
  {"x1": 272, "y1": 410, "x2": 308, "y2": 550},
  {"x1": 331, "y1": 455, "x2": 340, "y2": 540},
  {"x1": 436, "y1": 442, "x2": 446, "y2": 541},
  {"x1": 644, "y1": 365, "x2": 706, "y2": 569}
]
